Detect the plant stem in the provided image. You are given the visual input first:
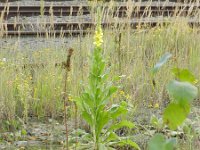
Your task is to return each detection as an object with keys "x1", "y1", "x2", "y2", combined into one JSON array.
[{"x1": 63, "y1": 48, "x2": 73, "y2": 150}]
